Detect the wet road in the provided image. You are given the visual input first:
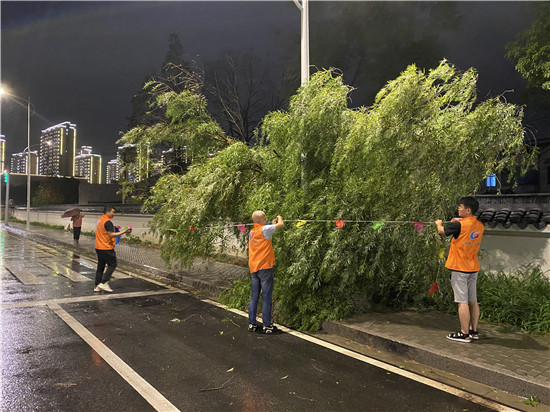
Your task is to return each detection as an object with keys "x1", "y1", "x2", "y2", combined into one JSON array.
[{"x1": 0, "y1": 229, "x2": 508, "y2": 411}]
